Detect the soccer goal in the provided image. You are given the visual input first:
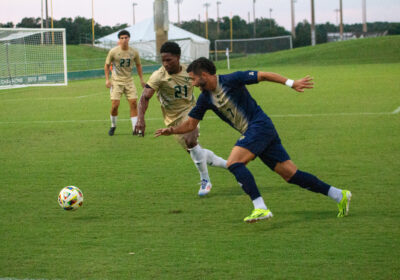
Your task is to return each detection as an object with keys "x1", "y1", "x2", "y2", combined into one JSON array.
[
  {"x1": 0, "y1": 28, "x2": 67, "y2": 89},
  {"x1": 214, "y1": 35, "x2": 293, "y2": 61}
]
